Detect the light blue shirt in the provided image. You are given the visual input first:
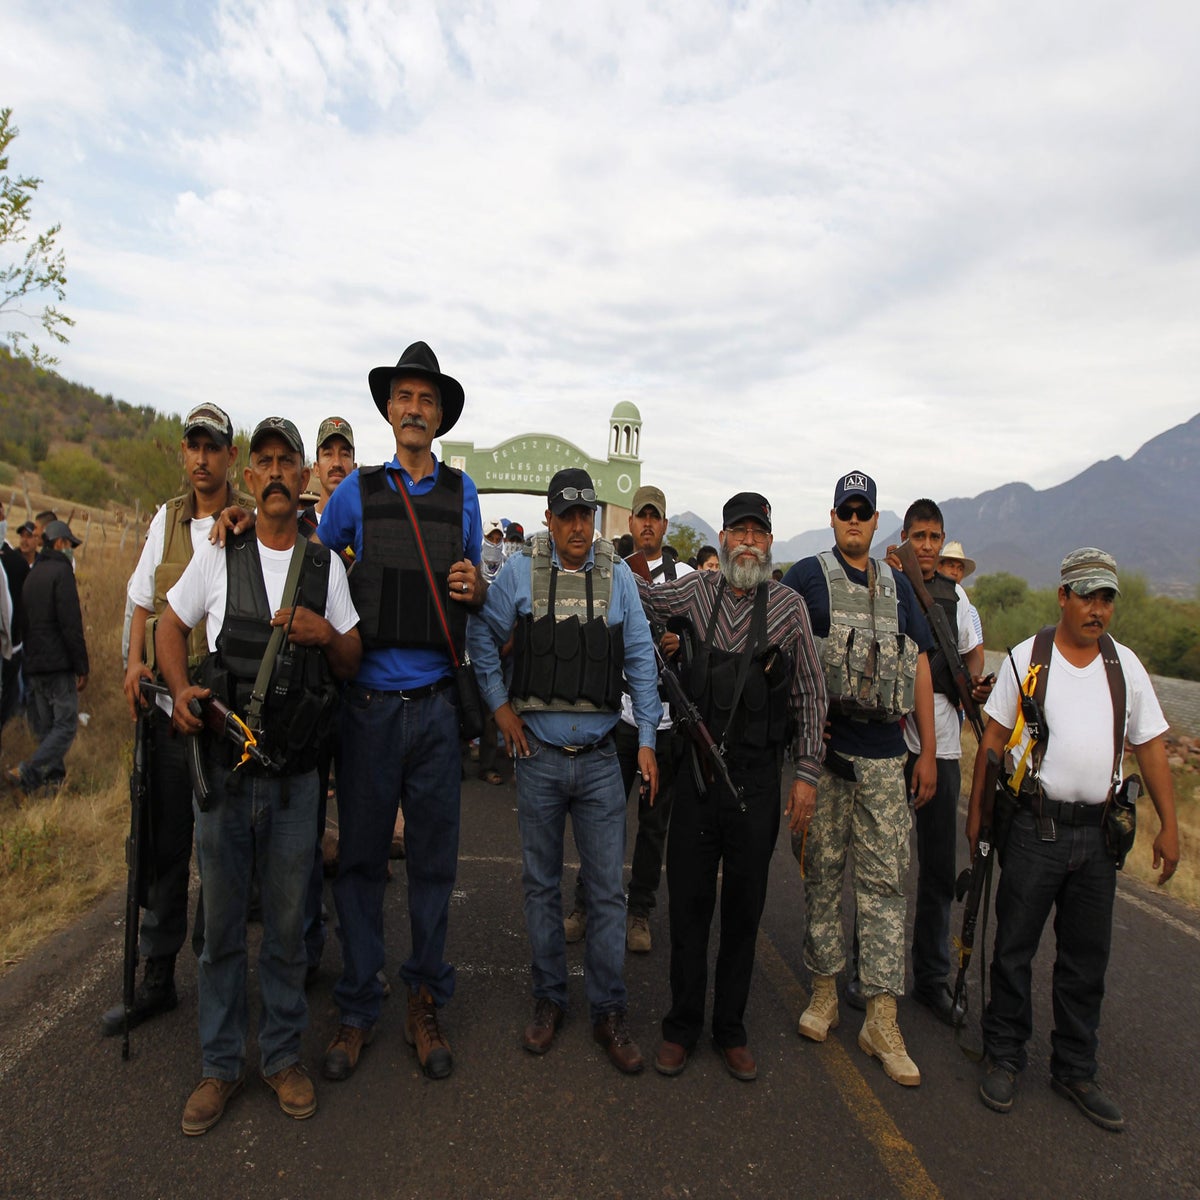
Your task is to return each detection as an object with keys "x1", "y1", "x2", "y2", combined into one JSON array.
[
  {"x1": 319, "y1": 454, "x2": 482, "y2": 691},
  {"x1": 467, "y1": 540, "x2": 661, "y2": 749}
]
